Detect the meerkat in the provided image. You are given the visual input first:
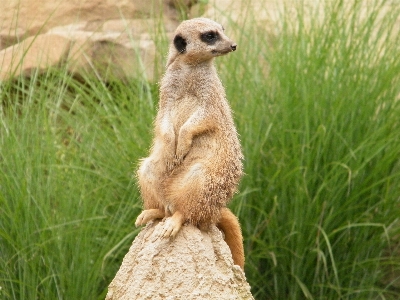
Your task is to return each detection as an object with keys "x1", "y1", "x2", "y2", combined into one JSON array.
[{"x1": 135, "y1": 18, "x2": 244, "y2": 269}]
